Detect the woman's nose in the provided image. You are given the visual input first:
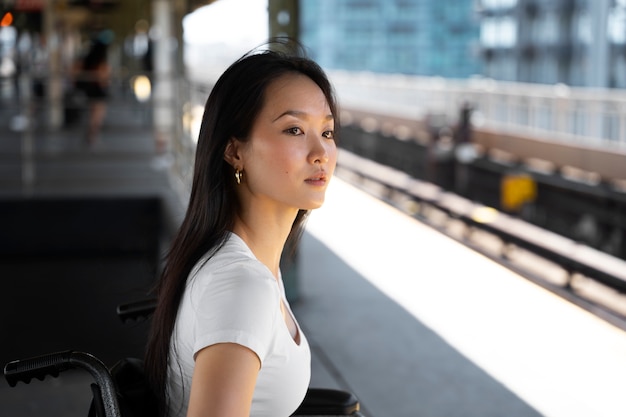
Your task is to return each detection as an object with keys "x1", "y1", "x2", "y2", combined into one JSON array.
[{"x1": 310, "y1": 135, "x2": 330, "y2": 164}]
